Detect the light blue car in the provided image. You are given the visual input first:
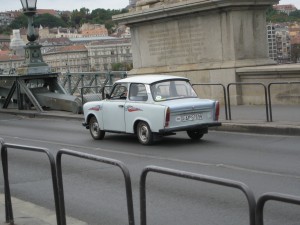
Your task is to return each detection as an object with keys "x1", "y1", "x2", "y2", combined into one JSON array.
[{"x1": 82, "y1": 75, "x2": 221, "y2": 145}]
